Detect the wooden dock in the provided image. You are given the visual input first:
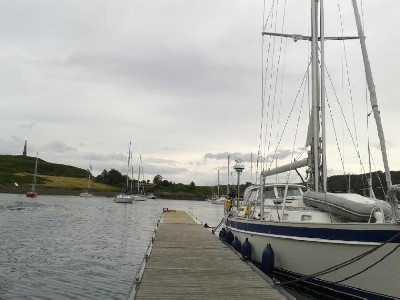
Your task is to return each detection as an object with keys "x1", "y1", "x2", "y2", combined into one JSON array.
[{"x1": 132, "y1": 210, "x2": 290, "y2": 300}]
